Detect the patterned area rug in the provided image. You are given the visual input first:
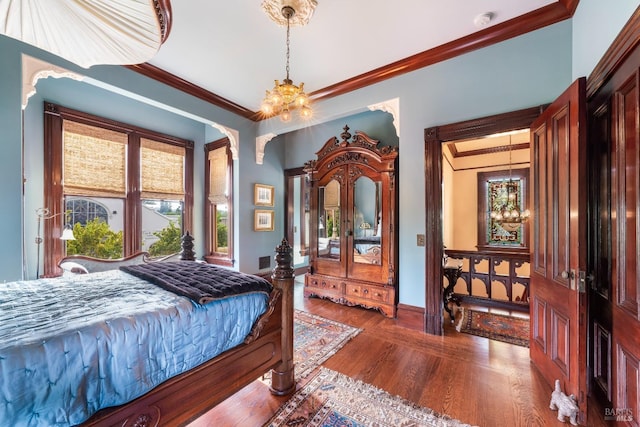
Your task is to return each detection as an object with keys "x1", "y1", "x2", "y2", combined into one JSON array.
[
  {"x1": 264, "y1": 310, "x2": 362, "y2": 381},
  {"x1": 456, "y1": 307, "x2": 529, "y2": 347},
  {"x1": 265, "y1": 367, "x2": 476, "y2": 427}
]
